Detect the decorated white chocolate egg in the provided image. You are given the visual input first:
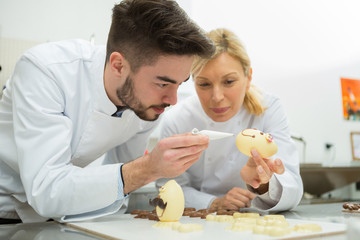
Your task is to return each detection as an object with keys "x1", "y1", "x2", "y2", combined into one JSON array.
[
  {"x1": 236, "y1": 128, "x2": 277, "y2": 158},
  {"x1": 155, "y1": 180, "x2": 184, "y2": 222}
]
